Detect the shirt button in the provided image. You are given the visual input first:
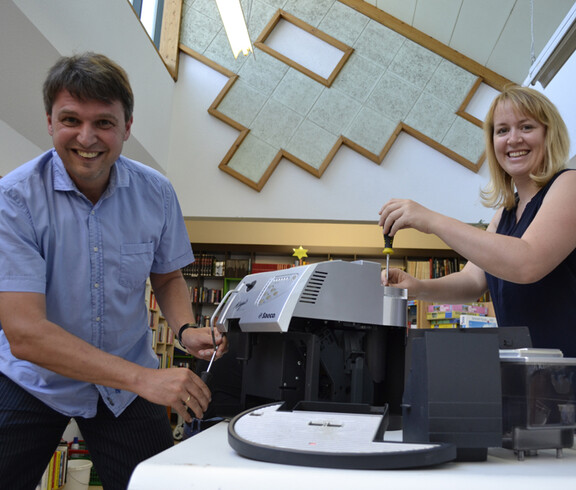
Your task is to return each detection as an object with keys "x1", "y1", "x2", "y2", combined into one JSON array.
[
  {"x1": 94, "y1": 283, "x2": 99, "y2": 288},
  {"x1": 93, "y1": 247, "x2": 98, "y2": 252}
]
